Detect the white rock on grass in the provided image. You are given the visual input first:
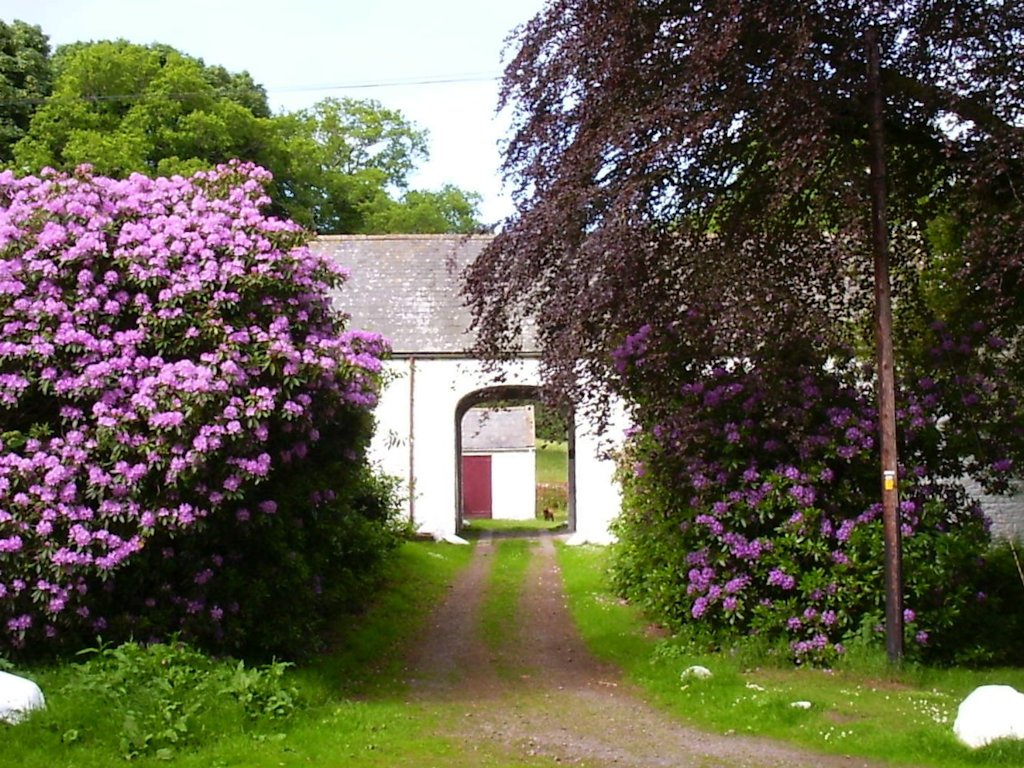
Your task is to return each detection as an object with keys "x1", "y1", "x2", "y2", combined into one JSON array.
[
  {"x1": 0, "y1": 670, "x2": 45, "y2": 724},
  {"x1": 680, "y1": 665, "x2": 713, "y2": 681},
  {"x1": 435, "y1": 532, "x2": 470, "y2": 545},
  {"x1": 954, "y1": 685, "x2": 1024, "y2": 749}
]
